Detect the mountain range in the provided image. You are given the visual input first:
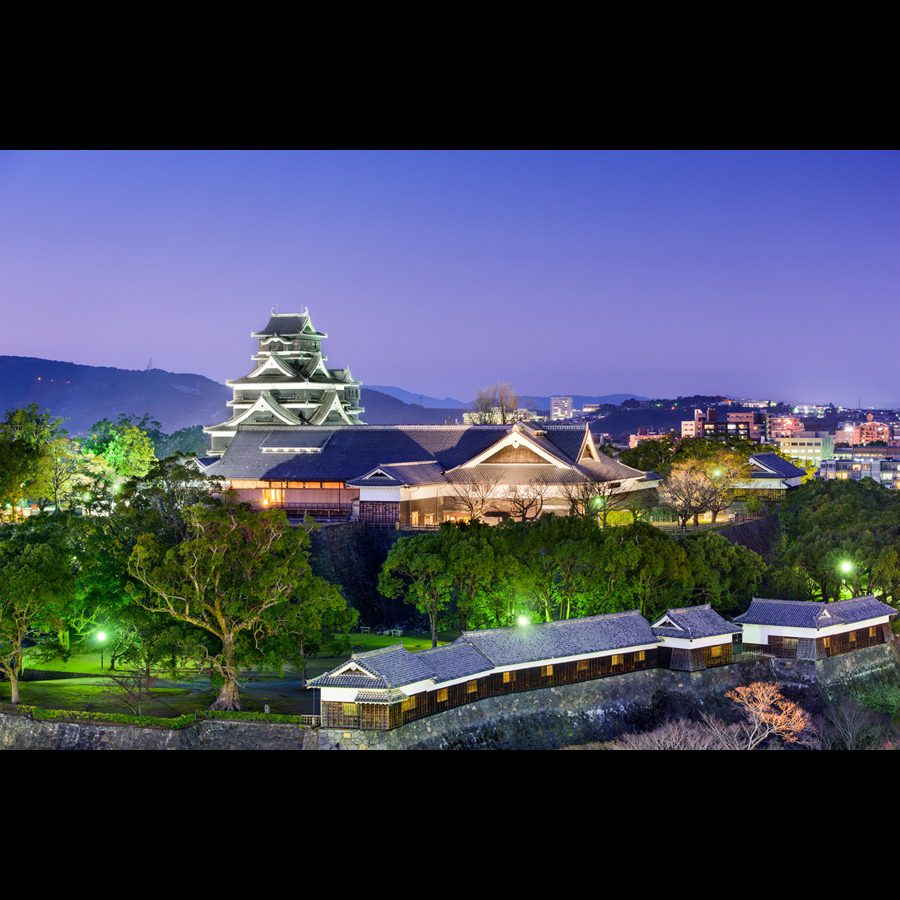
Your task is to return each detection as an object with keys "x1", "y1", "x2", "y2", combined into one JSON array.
[{"x1": 369, "y1": 385, "x2": 644, "y2": 410}]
